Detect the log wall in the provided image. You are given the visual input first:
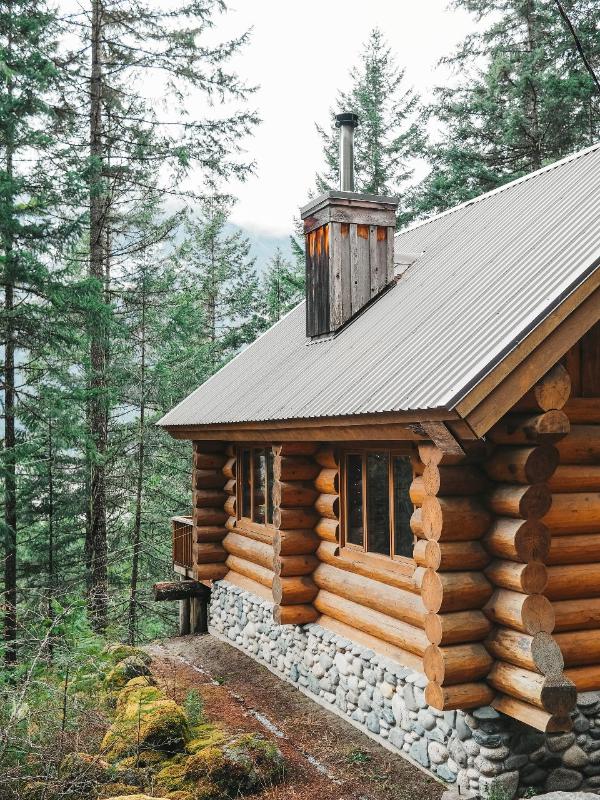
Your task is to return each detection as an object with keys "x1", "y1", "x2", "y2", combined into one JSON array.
[
  {"x1": 486, "y1": 364, "x2": 577, "y2": 731},
  {"x1": 191, "y1": 441, "x2": 229, "y2": 581},
  {"x1": 418, "y1": 444, "x2": 495, "y2": 711}
]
